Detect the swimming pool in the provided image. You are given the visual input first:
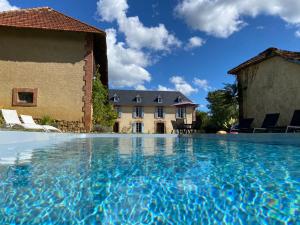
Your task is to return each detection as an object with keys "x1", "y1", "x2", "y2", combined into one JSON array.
[{"x1": 0, "y1": 132, "x2": 299, "y2": 224}]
